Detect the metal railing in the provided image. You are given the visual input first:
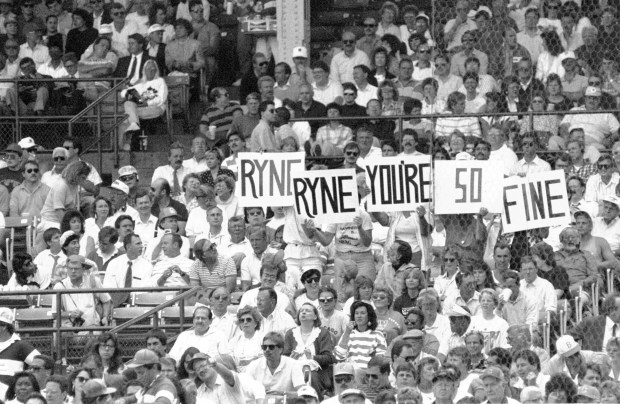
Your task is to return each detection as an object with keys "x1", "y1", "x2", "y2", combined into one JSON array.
[{"x1": 2, "y1": 285, "x2": 199, "y2": 360}]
